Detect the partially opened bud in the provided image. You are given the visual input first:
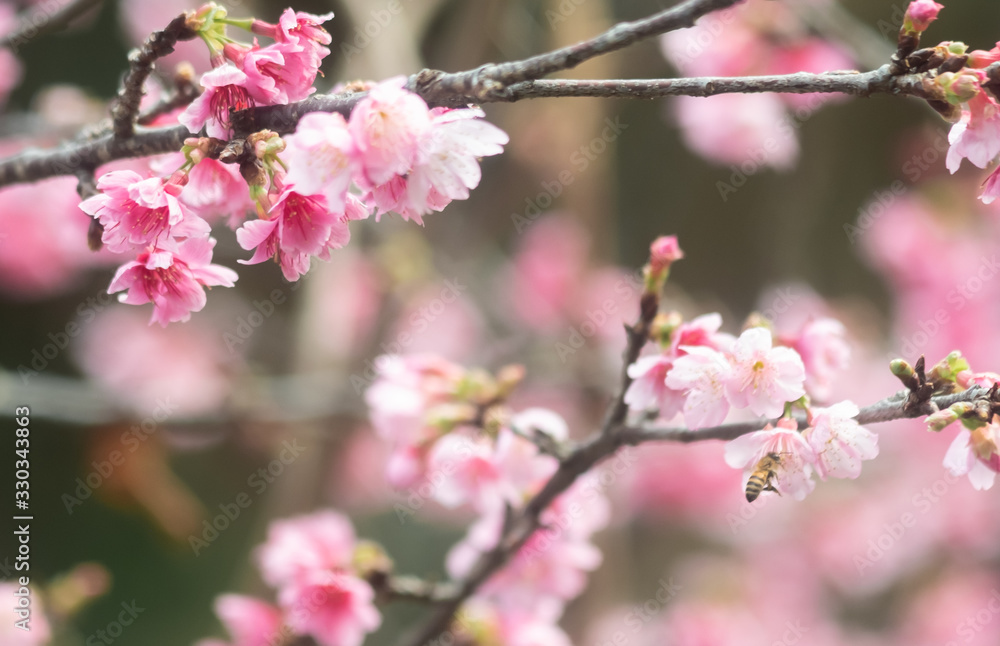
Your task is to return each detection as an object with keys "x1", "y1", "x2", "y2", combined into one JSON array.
[{"x1": 903, "y1": 0, "x2": 944, "y2": 34}]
